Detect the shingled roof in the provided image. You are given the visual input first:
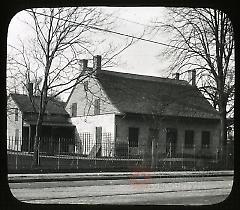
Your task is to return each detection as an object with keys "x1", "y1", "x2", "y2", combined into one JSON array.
[
  {"x1": 10, "y1": 93, "x2": 72, "y2": 126},
  {"x1": 96, "y1": 70, "x2": 220, "y2": 120},
  {"x1": 10, "y1": 93, "x2": 68, "y2": 115}
]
